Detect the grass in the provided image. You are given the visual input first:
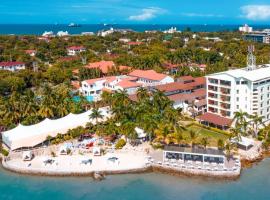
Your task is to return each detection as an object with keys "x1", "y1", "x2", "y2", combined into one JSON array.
[{"x1": 183, "y1": 124, "x2": 229, "y2": 147}]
